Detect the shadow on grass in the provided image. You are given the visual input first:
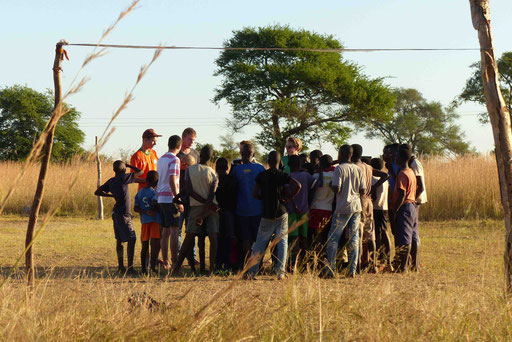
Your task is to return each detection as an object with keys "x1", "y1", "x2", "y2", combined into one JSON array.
[{"x1": 0, "y1": 265, "x2": 249, "y2": 282}]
